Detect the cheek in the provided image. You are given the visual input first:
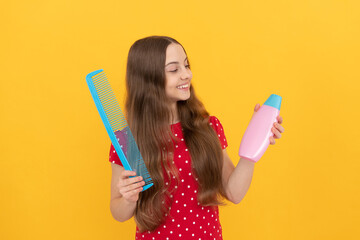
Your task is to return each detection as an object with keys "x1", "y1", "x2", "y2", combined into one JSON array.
[
  {"x1": 165, "y1": 86, "x2": 172, "y2": 96},
  {"x1": 165, "y1": 76, "x2": 177, "y2": 89},
  {"x1": 164, "y1": 82, "x2": 175, "y2": 97}
]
